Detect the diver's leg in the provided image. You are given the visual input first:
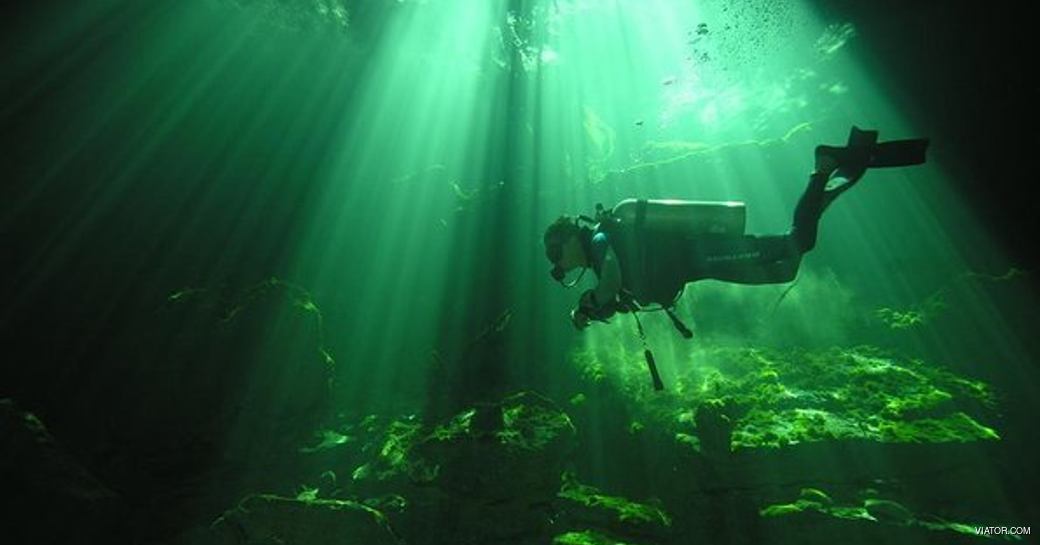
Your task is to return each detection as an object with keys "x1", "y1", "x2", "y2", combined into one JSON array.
[
  {"x1": 791, "y1": 171, "x2": 829, "y2": 253},
  {"x1": 688, "y1": 235, "x2": 802, "y2": 285},
  {"x1": 790, "y1": 165, "x2": 867, "y2": 253}
]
